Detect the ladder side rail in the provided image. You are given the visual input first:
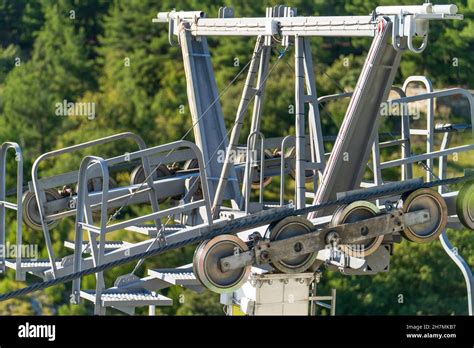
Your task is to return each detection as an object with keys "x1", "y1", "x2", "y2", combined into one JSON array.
[
  {"x1": 280, "y1": 135, "x2": 295, "y2": 206},
  {"x1": 244, "y1": 132, "x2": 265, "y2": 214},
  {"x1": 0, "y1": 142, "x2": 23, "y2": 279},
  {"x1": 242, "y1": 42, "x2": 272, "y2": 206},
  {"x1": 402, "y1": 76, "x2": 434, "y2": 182},
  {"x1": 72, "y1": 155, "x2": 109, "y2": 309}
]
